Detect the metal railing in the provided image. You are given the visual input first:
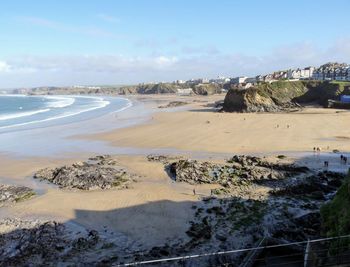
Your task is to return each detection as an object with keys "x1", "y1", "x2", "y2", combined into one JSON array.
[{"x1": 115, "y1": 235, "x2": 350, "y2": 267}]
